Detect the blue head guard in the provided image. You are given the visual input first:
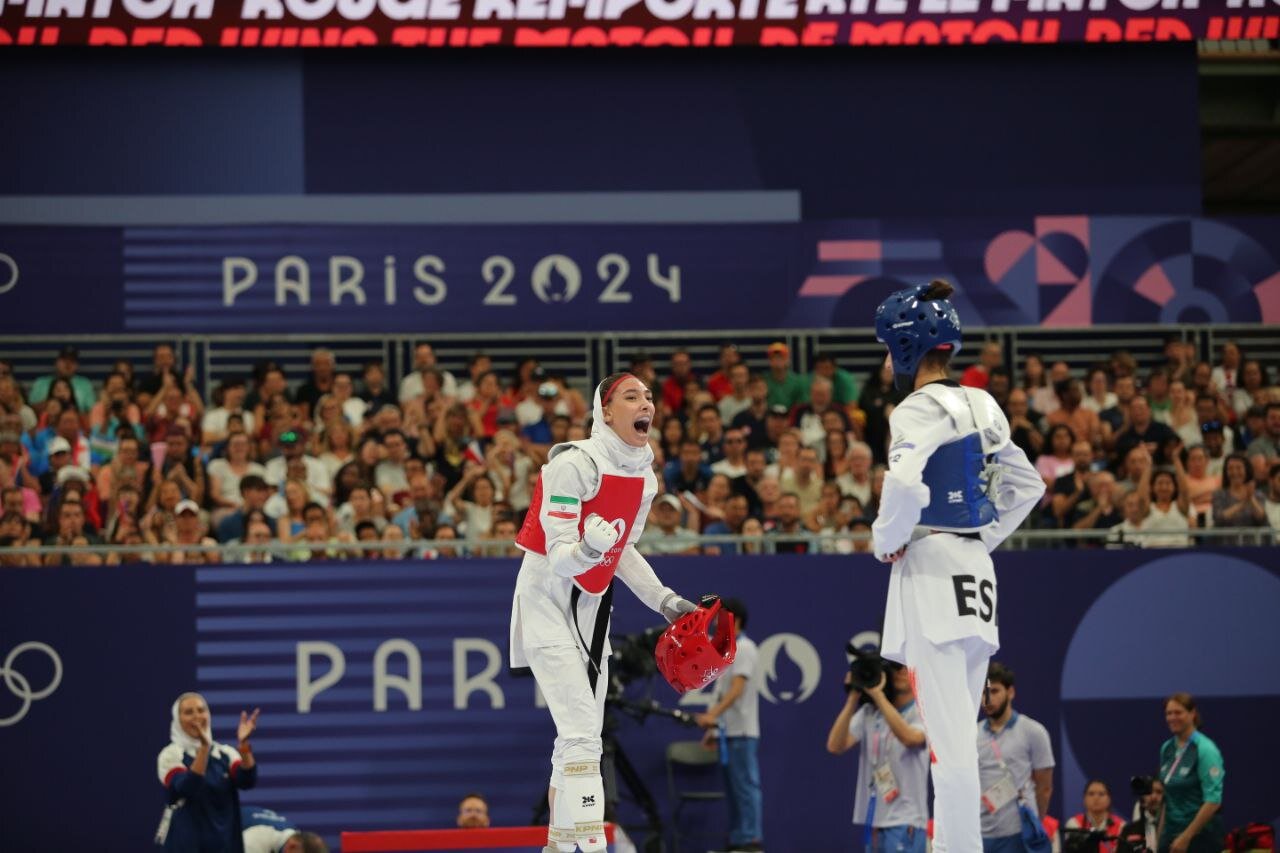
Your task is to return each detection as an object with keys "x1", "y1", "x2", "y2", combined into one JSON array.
[{"x1": 874, "y1": 283, "x2": 963, "y2": 391}]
